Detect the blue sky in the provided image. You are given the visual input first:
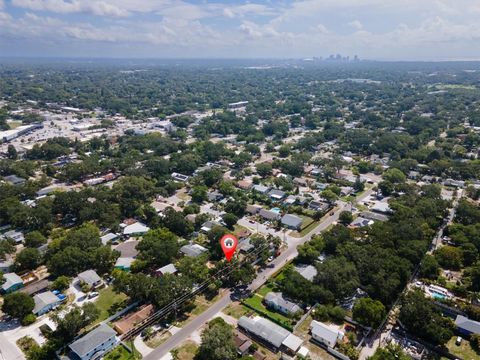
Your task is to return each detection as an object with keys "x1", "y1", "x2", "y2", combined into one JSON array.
[{"x1": 1, "y1": 0, "x2": 480, "y2": 60}]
